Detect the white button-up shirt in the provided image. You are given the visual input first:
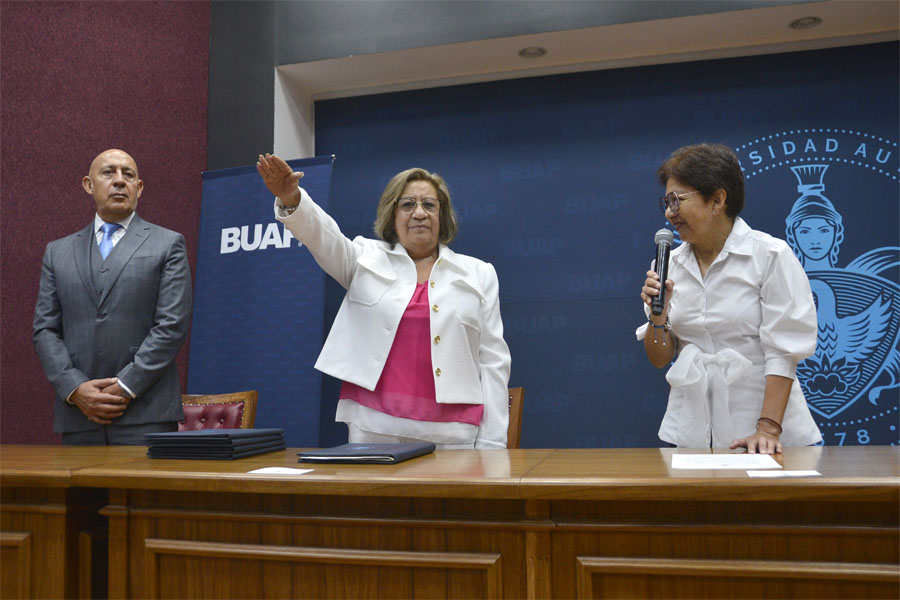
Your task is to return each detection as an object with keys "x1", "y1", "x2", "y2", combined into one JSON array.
[{"x1": 637, "y1": 218, "x2": 822, "y2": 447}]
